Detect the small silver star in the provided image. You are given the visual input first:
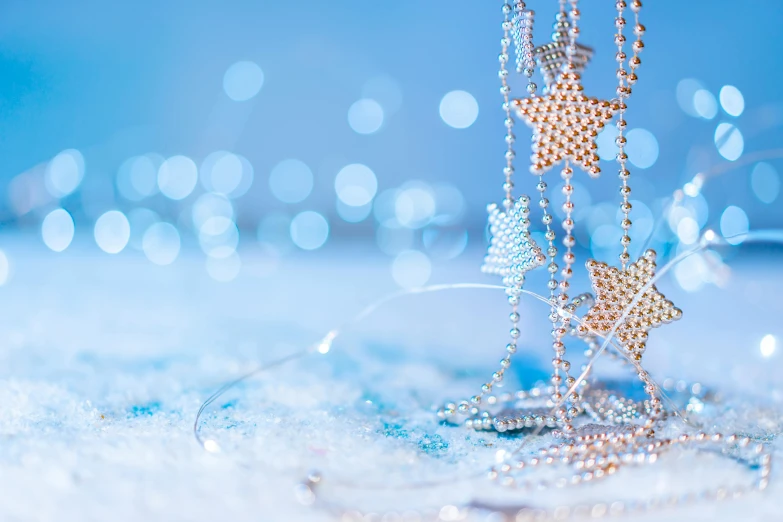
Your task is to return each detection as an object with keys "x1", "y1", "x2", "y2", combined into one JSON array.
[
  {"x1": 482, "y1": 197, "x2": 546, "y2": 287},
  {"x1": 534, "y1": 19, "x2": 594, "y2": 89}
]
